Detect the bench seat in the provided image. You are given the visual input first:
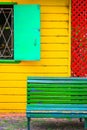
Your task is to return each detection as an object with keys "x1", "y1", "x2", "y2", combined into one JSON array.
[{"x1": 27, "y1": 104, "x2": 87, "y2": 118}]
